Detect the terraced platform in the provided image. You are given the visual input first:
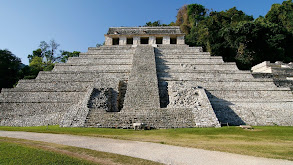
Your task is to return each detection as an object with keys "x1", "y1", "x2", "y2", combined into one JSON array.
[{"x1": 1, "y1": 40, "x2": 292, "y2": 127}]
